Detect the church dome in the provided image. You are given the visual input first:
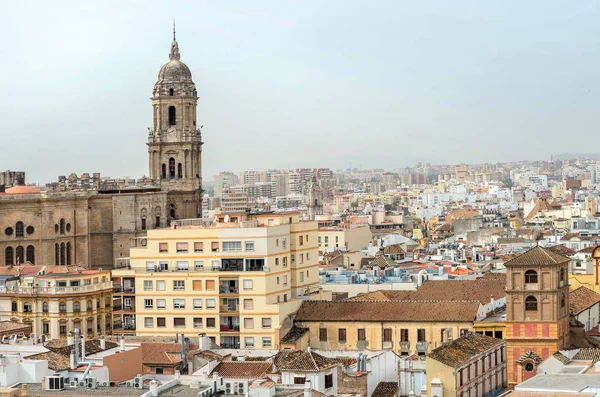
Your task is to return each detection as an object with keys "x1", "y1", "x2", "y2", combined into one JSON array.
[{"x1": 157, "y1": 57, "x2": 193, "y2": 84}]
